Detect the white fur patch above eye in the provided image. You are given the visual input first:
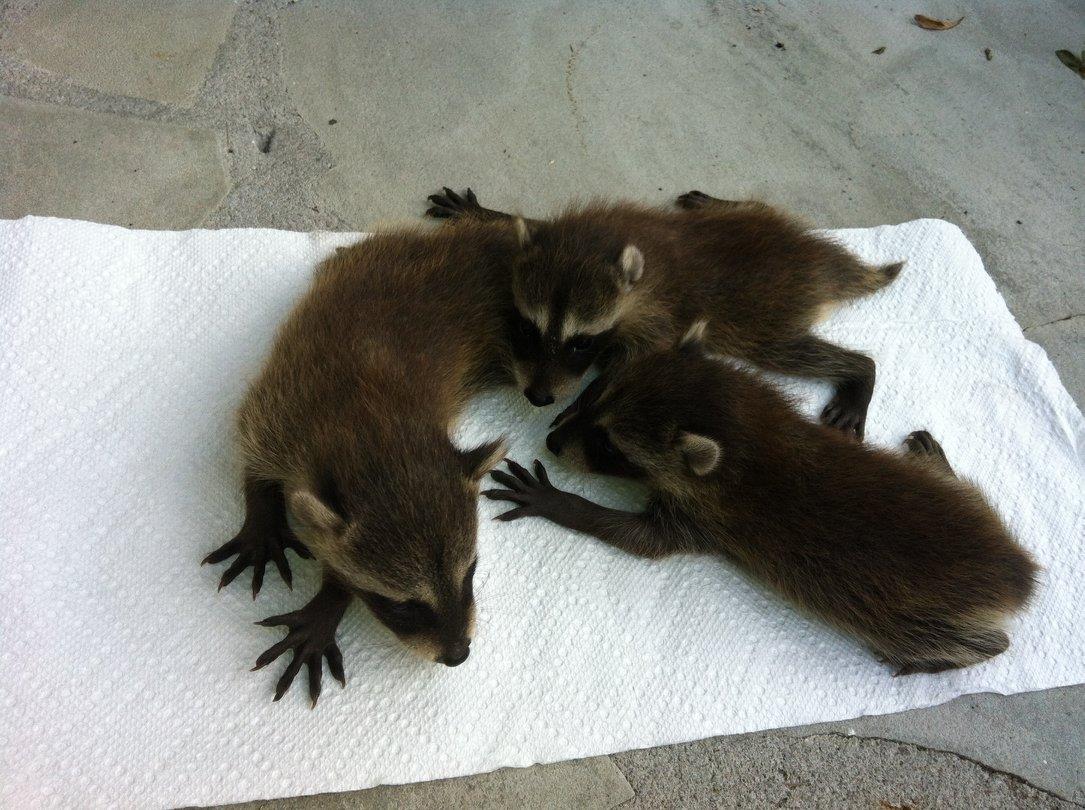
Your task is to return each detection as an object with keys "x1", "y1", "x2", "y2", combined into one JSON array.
[
  {"x1": 514, "y1": 300, "x2": 549, "y2": 333},
  {"x1": 560, "y1": 310, "x2": 620, "y2": 341}
]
